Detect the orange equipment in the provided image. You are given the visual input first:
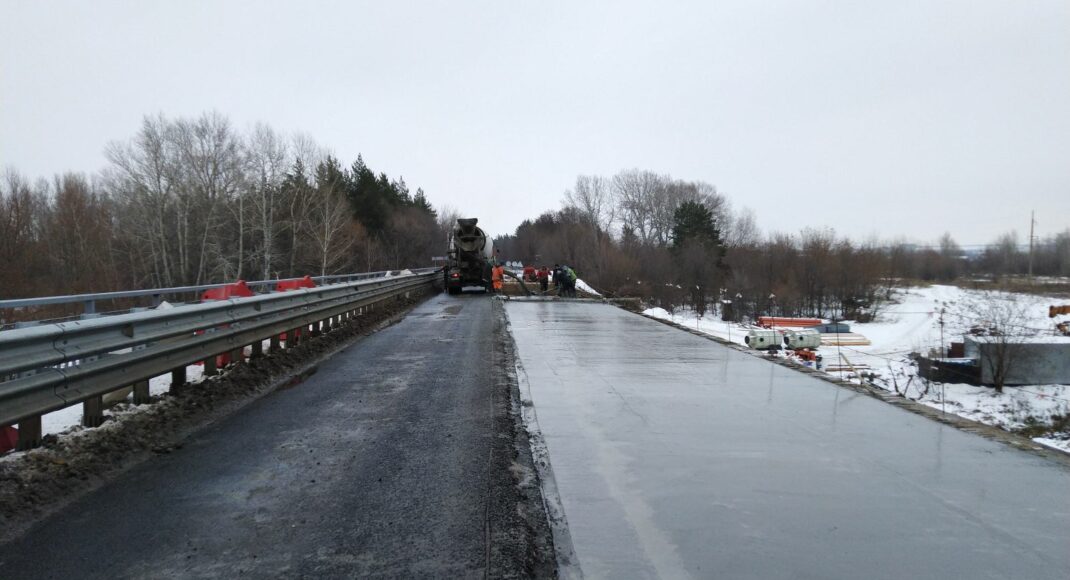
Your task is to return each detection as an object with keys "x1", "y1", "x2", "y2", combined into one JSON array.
[
  {"x1": 1049, "y1": 305, "x2": 1070, "y2": 318},
  {"x1": 758, "y1": 317, "x2": 822, "y2": 328}
]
